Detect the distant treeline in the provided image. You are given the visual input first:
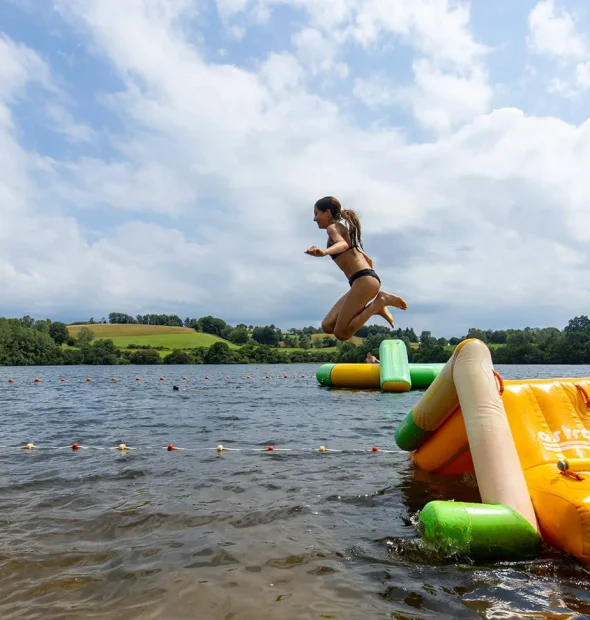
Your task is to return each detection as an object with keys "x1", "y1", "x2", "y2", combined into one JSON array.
[{"x1": 1, "y1": 314, "x2": 590, "y2": 365}]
